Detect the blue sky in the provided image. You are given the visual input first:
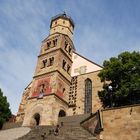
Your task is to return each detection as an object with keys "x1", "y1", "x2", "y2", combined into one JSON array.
[{"x1": 0, "y1": 0, "x2": 140, "y2": 114}]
